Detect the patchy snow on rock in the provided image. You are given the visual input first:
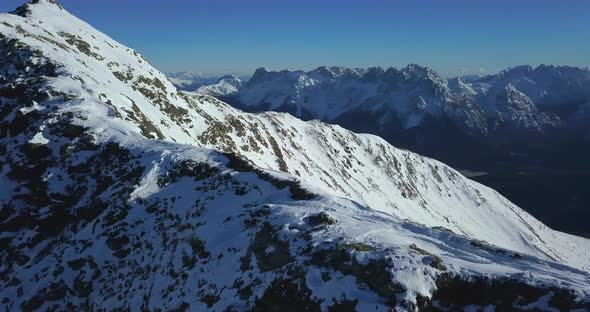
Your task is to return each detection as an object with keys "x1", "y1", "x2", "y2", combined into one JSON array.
[
  {"x1": 29, "y1": 131, "x2": 49, "y2": 144},
  {"x1": 0, "y1": 1, "x2": 589, "y2": 311}
]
